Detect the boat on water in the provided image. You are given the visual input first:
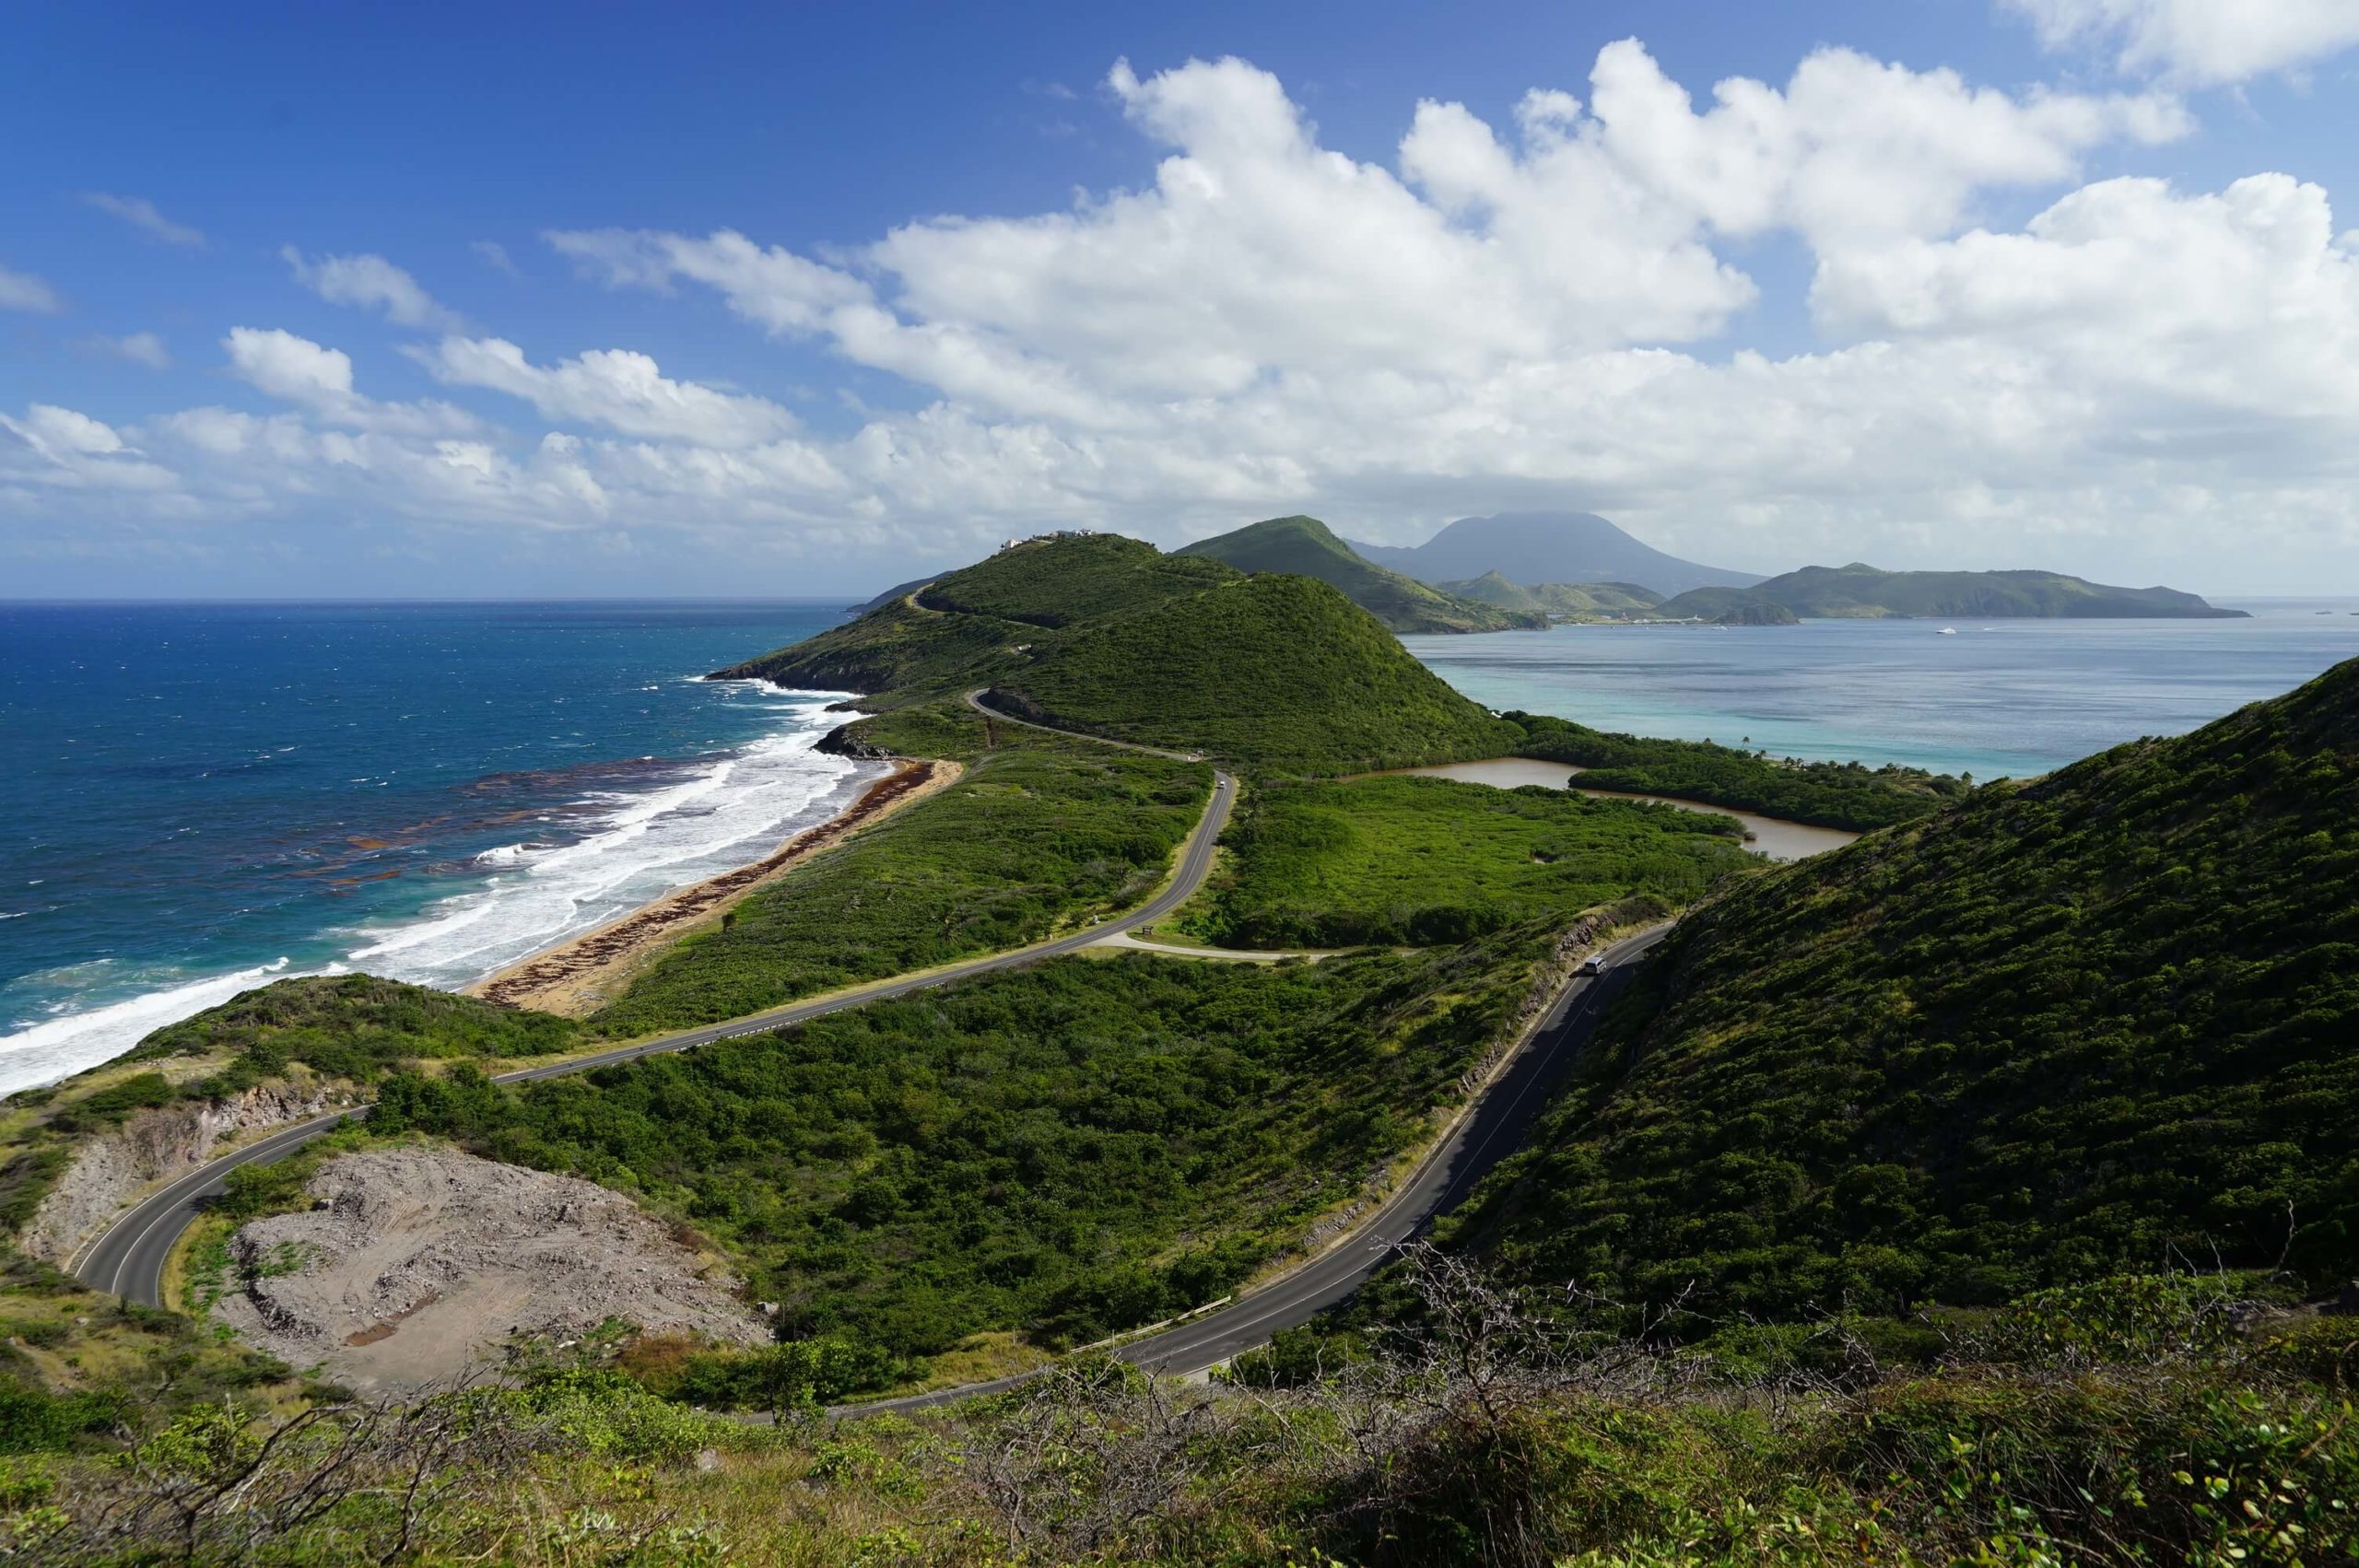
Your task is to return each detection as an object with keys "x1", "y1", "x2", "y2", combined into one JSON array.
[{"x1": 1938, "y1": 626, "x2": 1958, "y2": 635}]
